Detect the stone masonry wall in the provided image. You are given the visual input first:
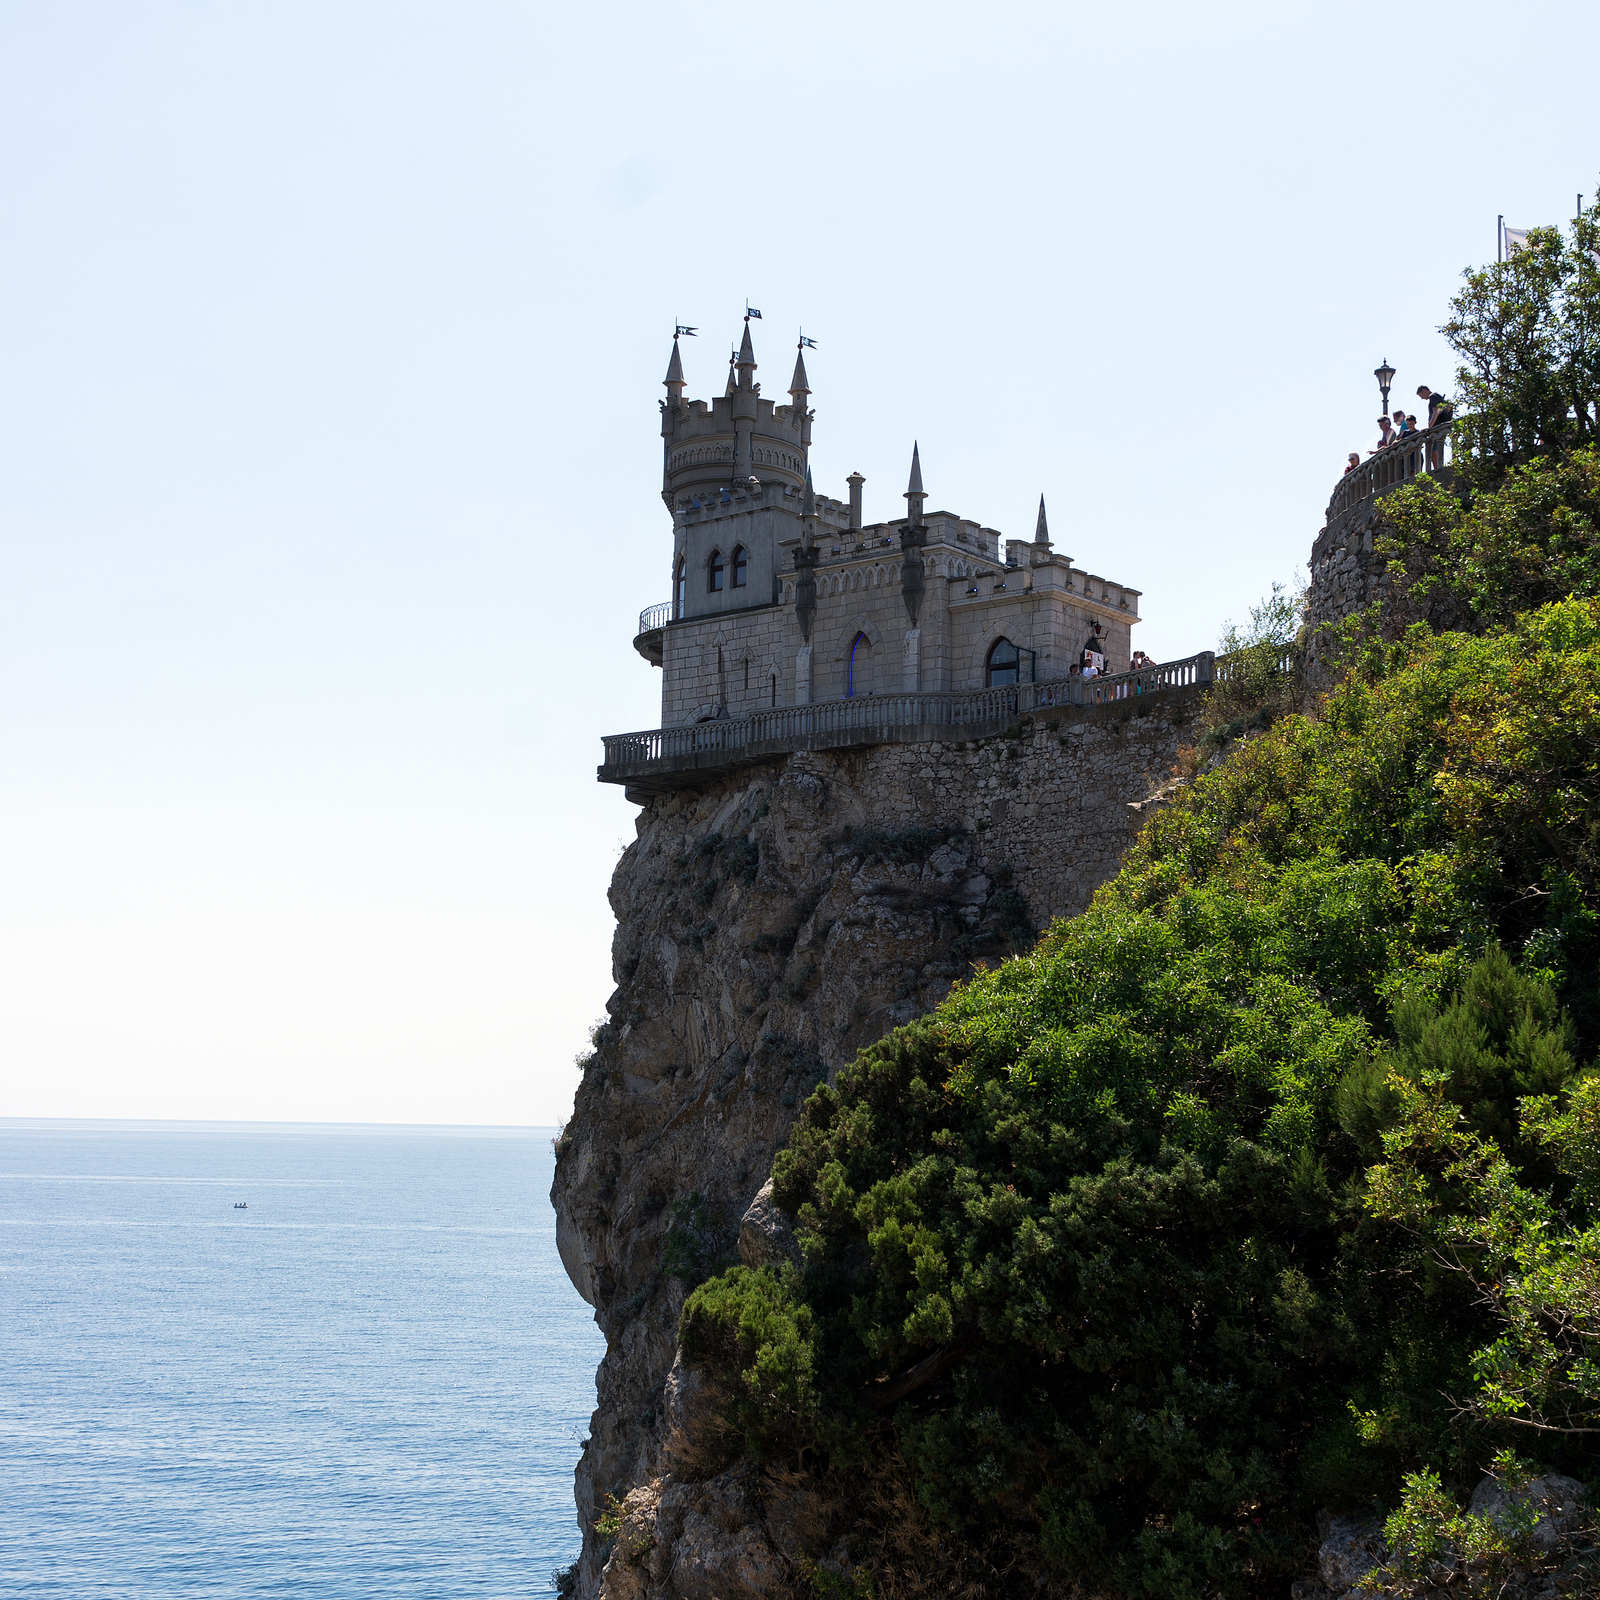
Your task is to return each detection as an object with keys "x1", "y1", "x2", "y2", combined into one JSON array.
[
  {"x1": 552, "y1": 688, "x2": 1200, "y2": 1598},
  {"x1": 1304, "y1": 496, "x2": 1387, "y2": 686}
]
